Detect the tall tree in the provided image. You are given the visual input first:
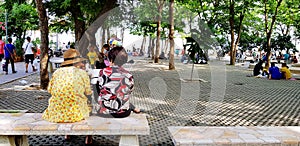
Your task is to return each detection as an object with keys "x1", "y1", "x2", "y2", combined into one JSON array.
[
  {"x1": 169, "y1": 0, "x2": 175, "y2": 70},
  {"x1": 46, "y1": 0, "x2": 118, "y2": 56},
  {"x1": 228, "y1": 0, "x2": 250, "y2": 65},
  {"x1": 263, "y1": 0, "x2": 283, "y2": 68},
  {"x1": 154, "y1": 0, "x2": 165, "y2": 63},
  {"x1": 36, "y1": 0, "x2": 49, "y2": 89}
]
